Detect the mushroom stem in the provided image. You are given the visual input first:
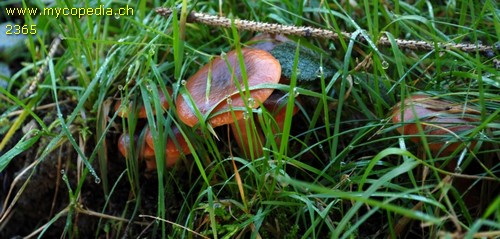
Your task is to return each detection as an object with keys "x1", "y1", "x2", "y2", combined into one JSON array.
[{"x1": 231, "y1": 92, "x2": 300, "y2": 158}]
